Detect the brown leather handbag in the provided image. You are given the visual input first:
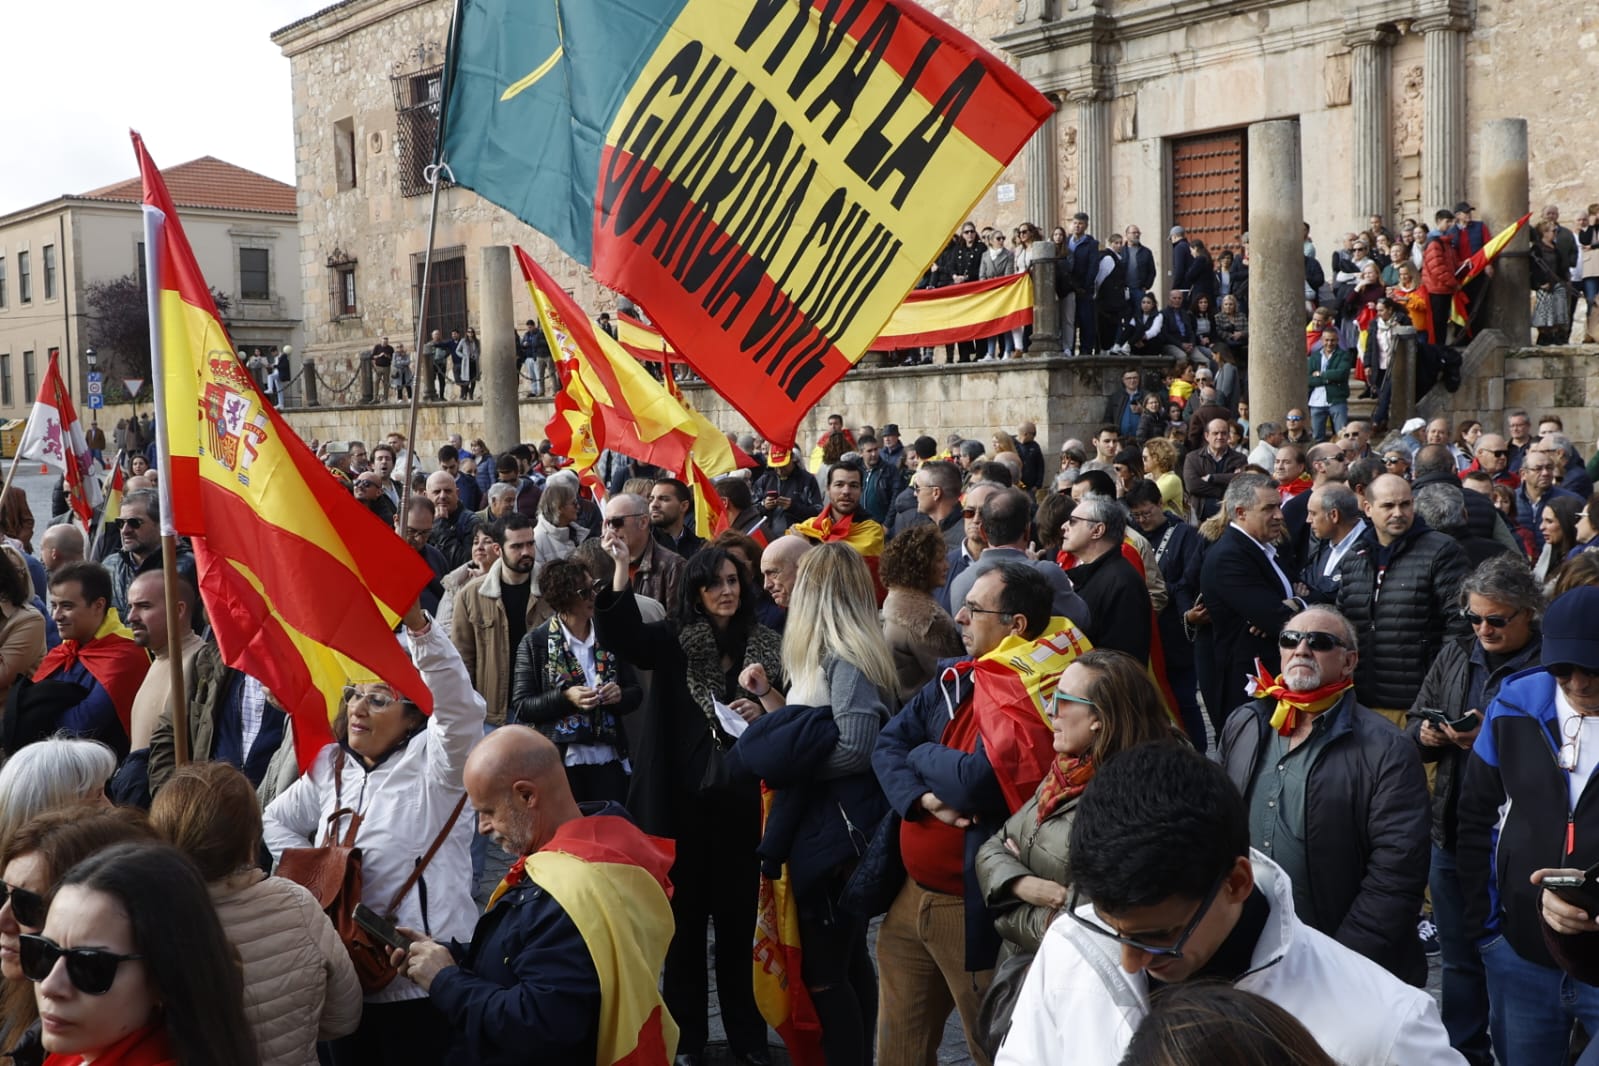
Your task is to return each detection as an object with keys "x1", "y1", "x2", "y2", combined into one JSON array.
[{"x1": 277, "y1": 750, "x2": 468, "y2": 993}]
